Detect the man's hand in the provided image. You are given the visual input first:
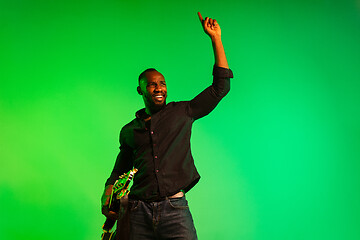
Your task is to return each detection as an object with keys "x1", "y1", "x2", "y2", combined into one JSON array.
[
  {"x1": 198, "y1": 12, "x2": 221, "y2": 40},
  {"x1": 101, "y1": 185, "x2": 119, "y2": 220},
  {"x1": 197, "y1": 11, "x2": 229, "y2": 68}
]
